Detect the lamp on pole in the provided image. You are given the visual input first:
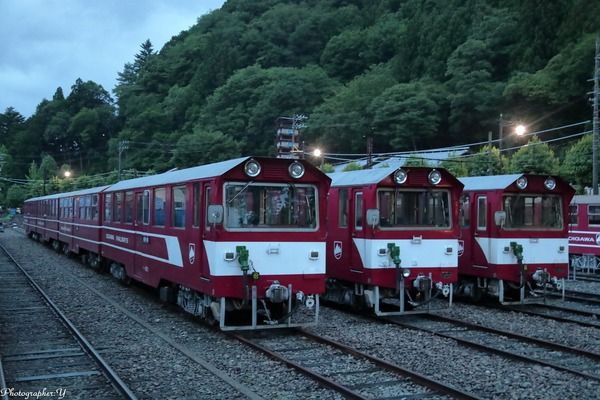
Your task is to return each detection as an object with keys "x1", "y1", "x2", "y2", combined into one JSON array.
[{"x1": 498, "y1": 113, "x2": 527, "y2": 151}]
